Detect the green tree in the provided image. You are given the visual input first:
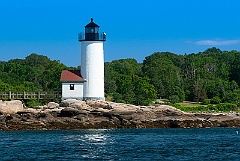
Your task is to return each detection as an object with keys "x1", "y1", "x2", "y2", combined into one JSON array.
[
  {"x1": 133, "y1": 76, "x2": 157, "y2": 105},
  {"x1": 142, "y1": 52, "x2": 183, "y2": 99},
  {"x1": 115, "y1": 74, "x2": 135, "y2": 104}
]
